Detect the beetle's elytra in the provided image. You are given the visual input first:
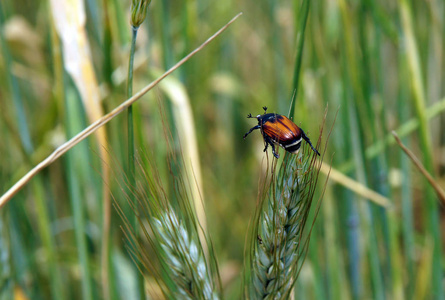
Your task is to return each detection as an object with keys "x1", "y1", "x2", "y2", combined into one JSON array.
[{"x1": 243, "y1": 106, "x2": 320, "y2": 158}]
